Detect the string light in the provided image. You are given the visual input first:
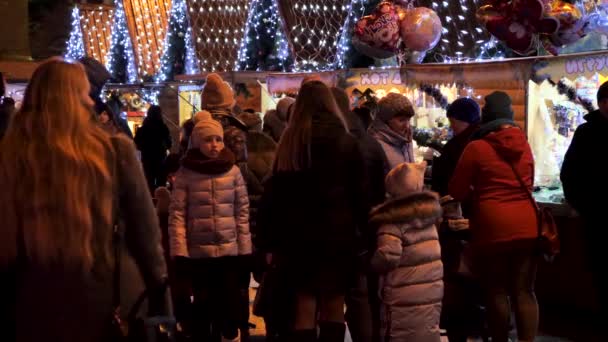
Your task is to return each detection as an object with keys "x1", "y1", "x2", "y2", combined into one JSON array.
[
  {"x1": 64, "y1": 6, "x2": 86, "y2": 60},
  {"x1": 128, "y1": 0, "x2": 171, "y2": 78},
  {"x1": 336, "y1": 0, "x2": 368, "y2": 69},
  {"x1": 187, "y1": 0, "x2": 250, "y2": 72},
  {"x1": 106, "y1": 0, "x2": 138, "y2": 83},
  {"x1": 156, "y1": 0, "x2": 200, "y2": 82},
  {"x1": 421, "y1": 0, "x2": 505, "y2": 62},
  {"x1": 237, "y1": 0, "x2": 292, "y2": 71}
]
